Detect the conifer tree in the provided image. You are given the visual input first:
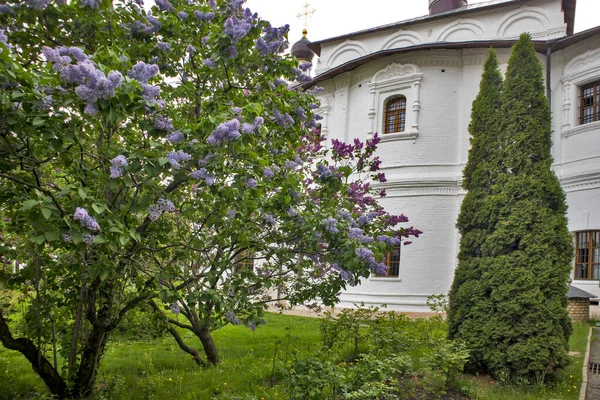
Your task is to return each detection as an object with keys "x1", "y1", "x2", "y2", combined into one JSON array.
[
  {"x1": 449, "y1": 35, "x2": 573, "y2": 382},
  {"x1": 447, "y1": 49, "x2": 503, "y2": 366}
]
